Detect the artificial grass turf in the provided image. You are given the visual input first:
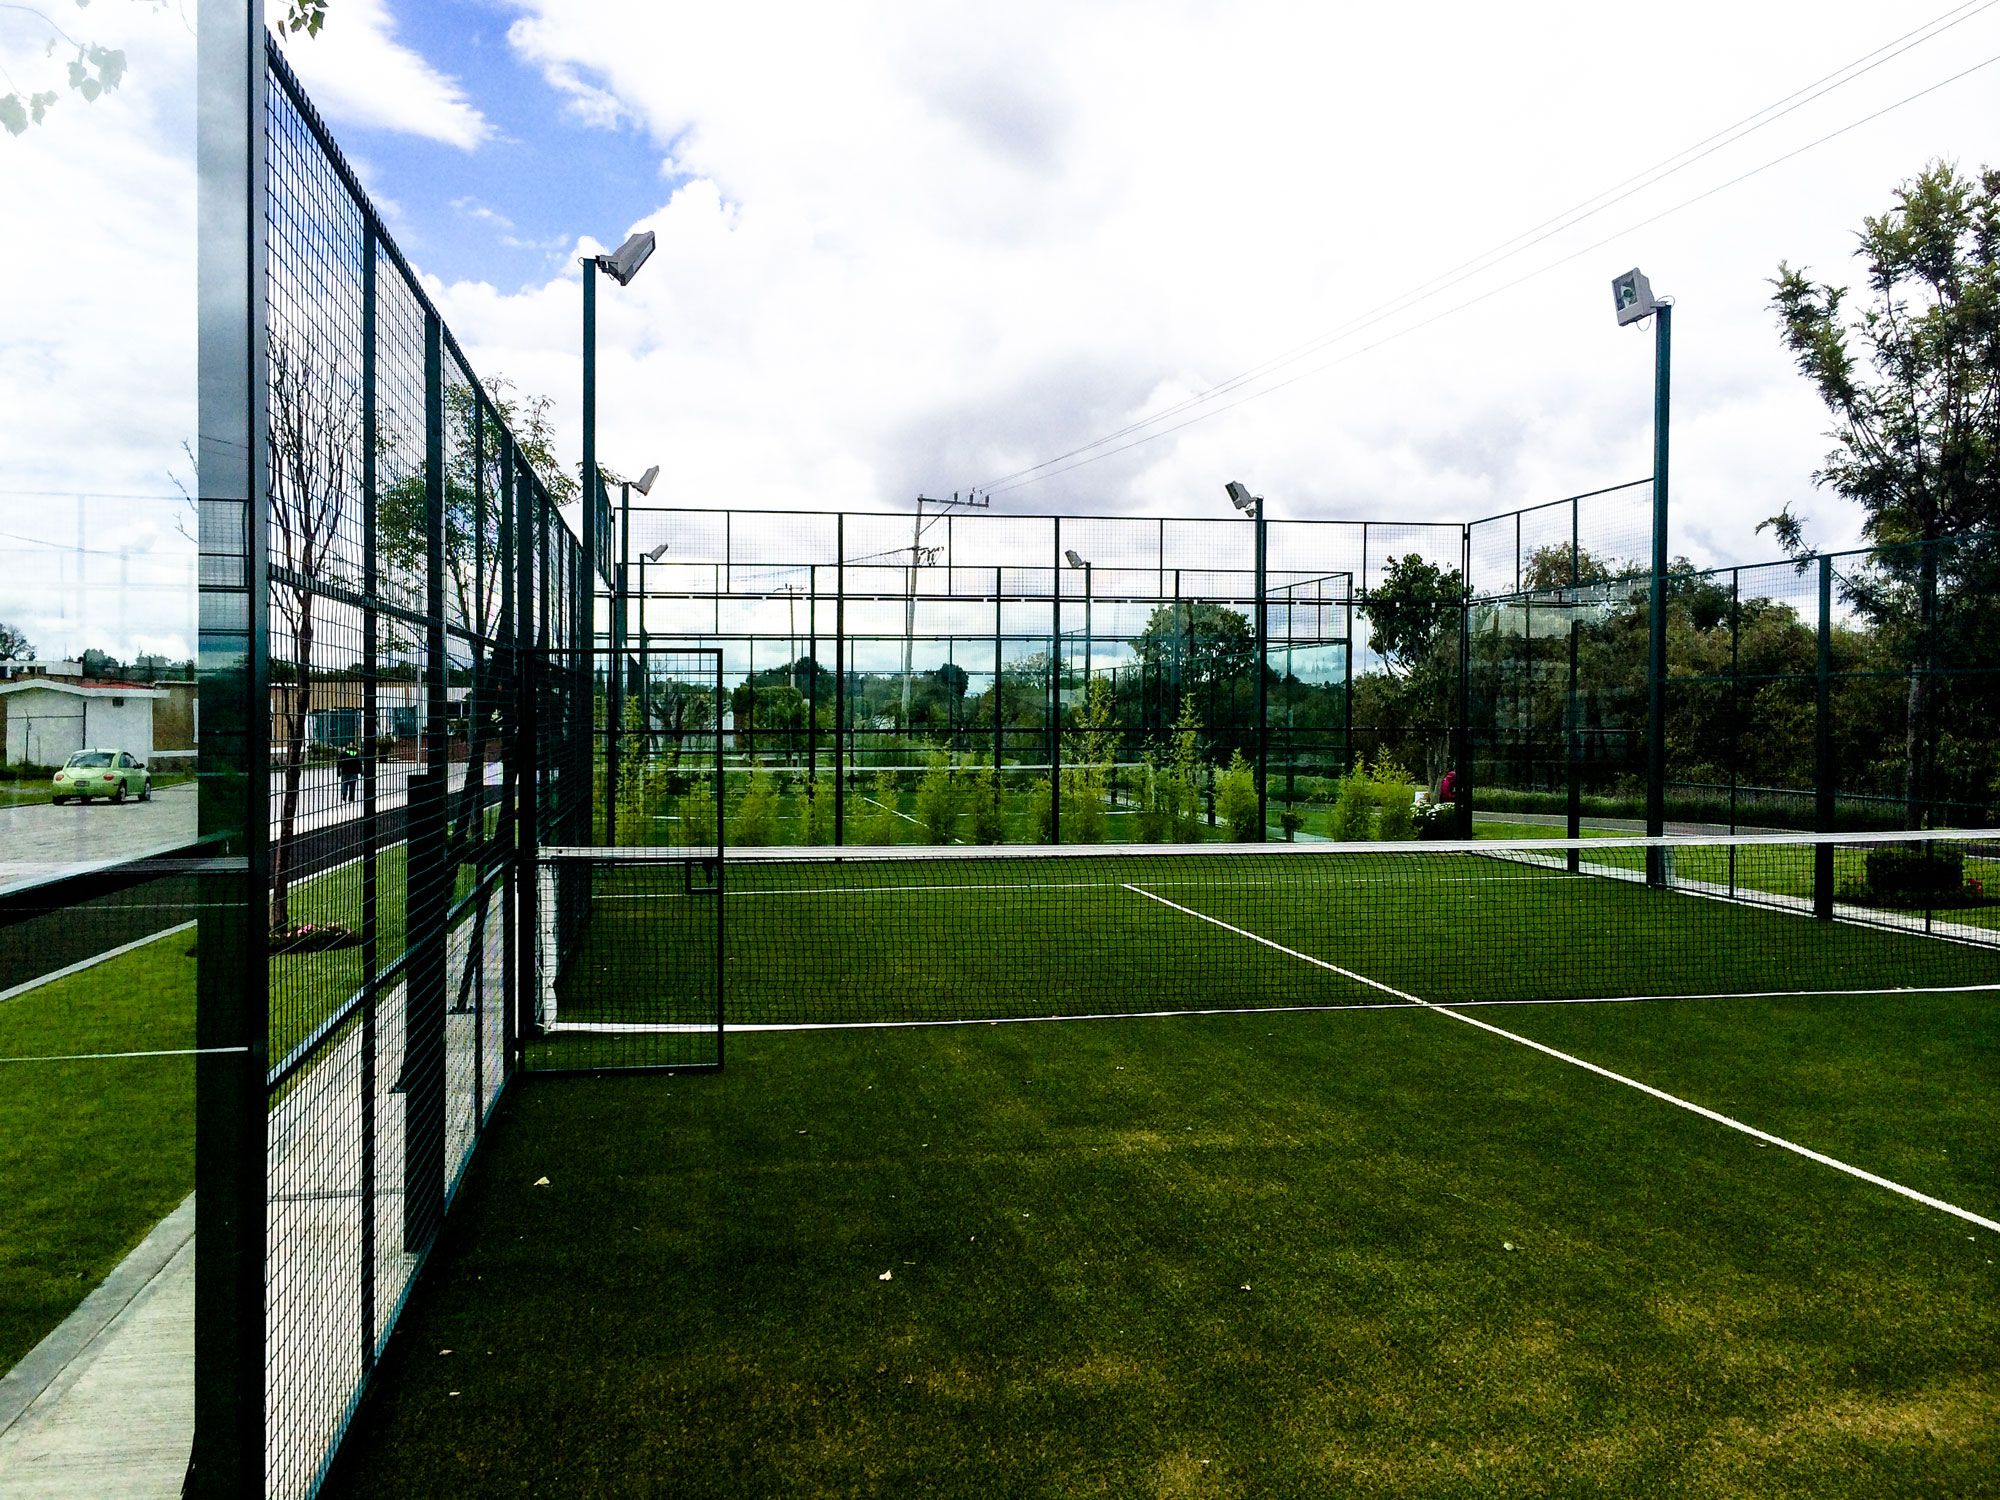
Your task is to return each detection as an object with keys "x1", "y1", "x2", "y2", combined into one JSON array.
[
  {"x1": 0, "y1": 931, "x2": 195, "y2": 1368},
  {"x1": 325, "y1": 1012, "x2": 2000, "y2": 1498}
]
